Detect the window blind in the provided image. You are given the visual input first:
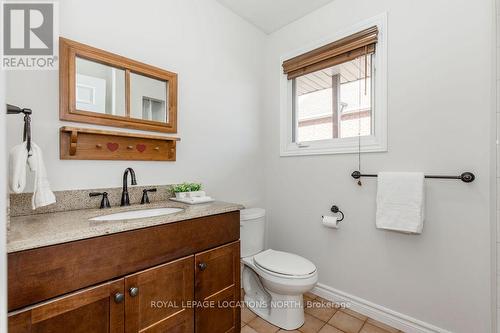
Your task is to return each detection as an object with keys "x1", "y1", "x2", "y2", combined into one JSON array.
[{"x1": 282, "y1": 26, "x2": 378, "y2": 80}]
